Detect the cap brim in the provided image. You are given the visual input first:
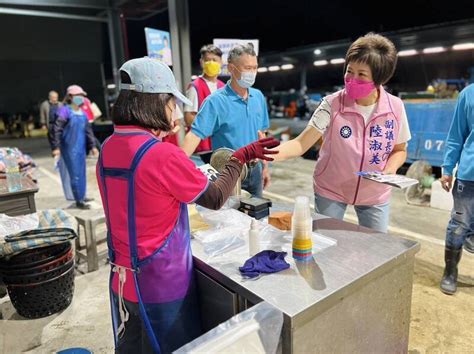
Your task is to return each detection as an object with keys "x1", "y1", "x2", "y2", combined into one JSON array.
[{"x1": 173, "y1": 89, "x2": 192, "y2": 106}]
